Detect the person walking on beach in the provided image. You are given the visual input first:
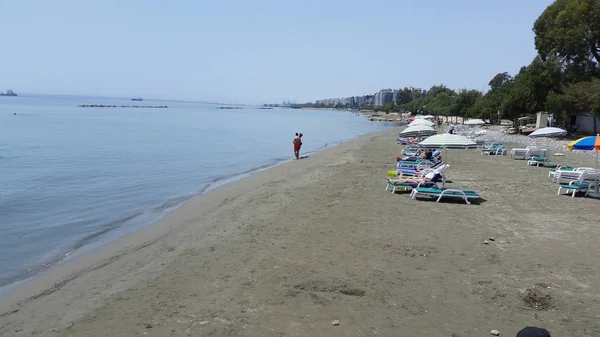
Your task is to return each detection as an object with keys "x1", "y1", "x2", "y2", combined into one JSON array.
[
  {"x1": 298, "y1": 133, "x2": 303, "y2": 158},
  {"x1": 293, "y1": 133, "x2": 301, "y2": 159}
]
